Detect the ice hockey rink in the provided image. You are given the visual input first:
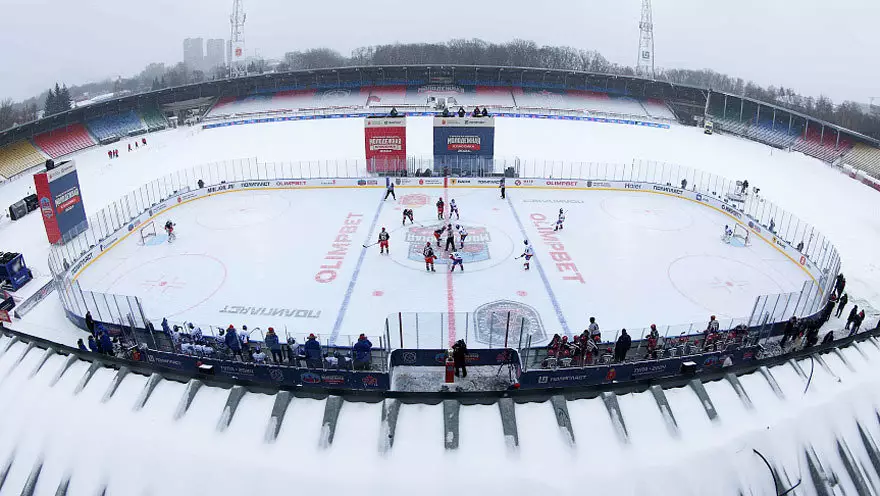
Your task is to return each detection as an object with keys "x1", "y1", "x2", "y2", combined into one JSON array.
[
  {"x1": 71, "y1": 180, "x2": 811, "y2": 348},
  {"x1": 3, "y1": 115, "x2": 880, "y2": 347}
]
